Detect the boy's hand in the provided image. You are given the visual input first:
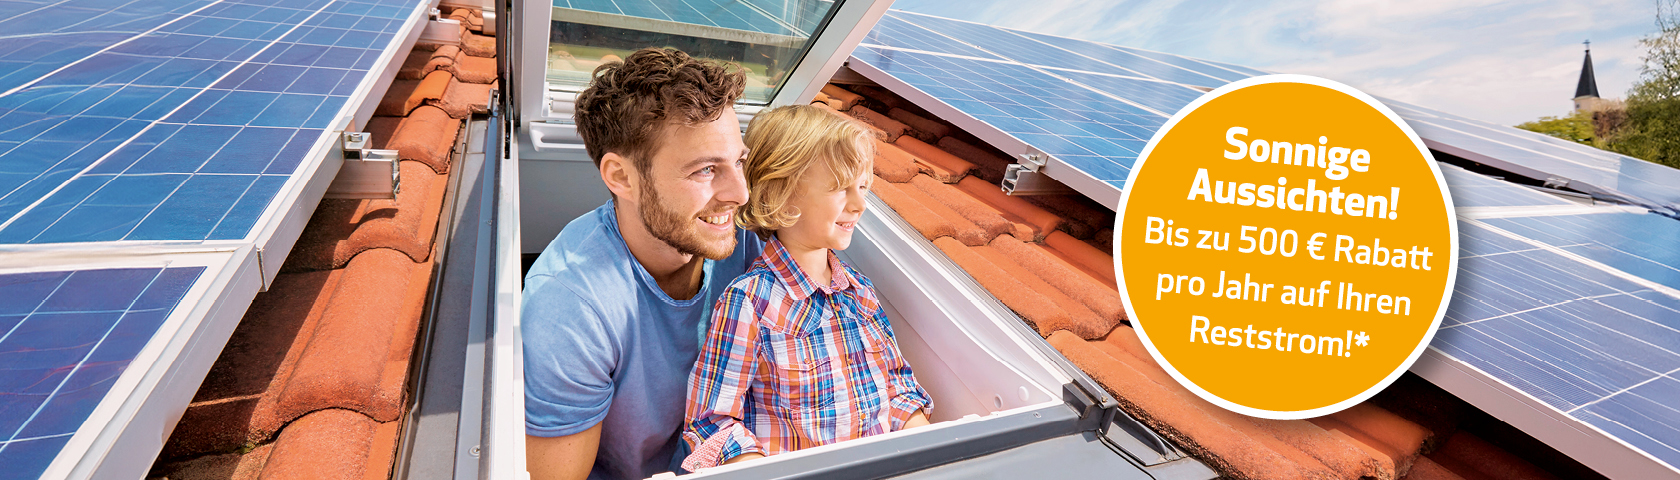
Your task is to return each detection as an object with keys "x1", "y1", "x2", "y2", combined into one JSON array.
[
  {"x1": 724, "y1": 452, "x2": 766, "y2": 465},
  {"x1": 902, "y1": 410, "x2": 931, "y2": 430}
]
